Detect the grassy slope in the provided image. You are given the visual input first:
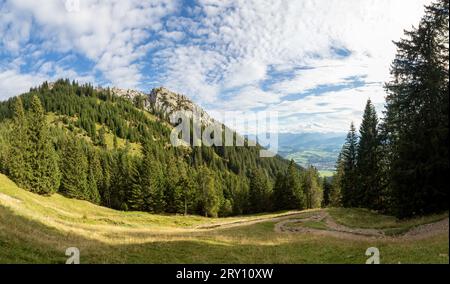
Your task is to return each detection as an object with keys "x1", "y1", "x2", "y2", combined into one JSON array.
[
  {"x1": 328, "y1": 208, "x2": 449, "y2": 236},
  {"x1": 47, "y1": 112, "x2": 142, "y2": 155},
  {"x1": 0, "y1": 174, "x2": 448, "y2": 264}
]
